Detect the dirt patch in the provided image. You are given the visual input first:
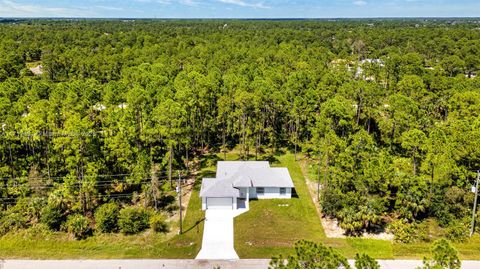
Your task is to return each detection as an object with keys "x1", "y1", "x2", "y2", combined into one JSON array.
[
  {"x1": 180, "y1": 176, "x2": 196, "y2": 219},
  {"x1": 321, "y1": 217, "x2": 346, "y2": 238},
  {"x1": 166, "y1": 159, "x2": 200, "y2": 235},
  {"x1": 166, "y1": 178, "x2": 195, "y2": 233},
  {"x1": 299, "y1": 157, "x2": 394, "y2": 241}
]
